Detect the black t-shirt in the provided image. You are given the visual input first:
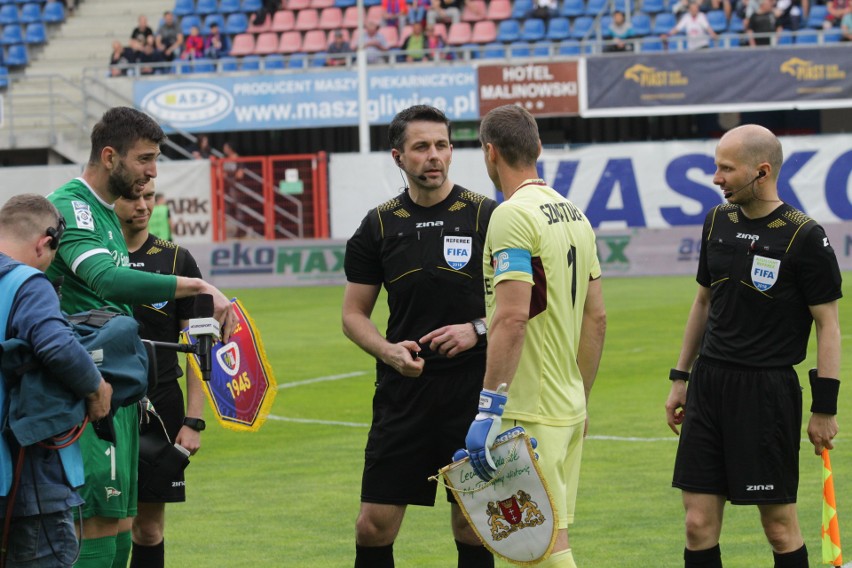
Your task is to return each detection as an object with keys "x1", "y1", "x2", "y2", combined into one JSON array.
[
  {"x1": 344, "y1": 185, "x2": 497, "y2": 374},
  {"x1": 696, "y1": 203, "x2": 842, "y2": 367},
  {"x1": 129, "y1": 233, "x2": 203, "y2": 384}
]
